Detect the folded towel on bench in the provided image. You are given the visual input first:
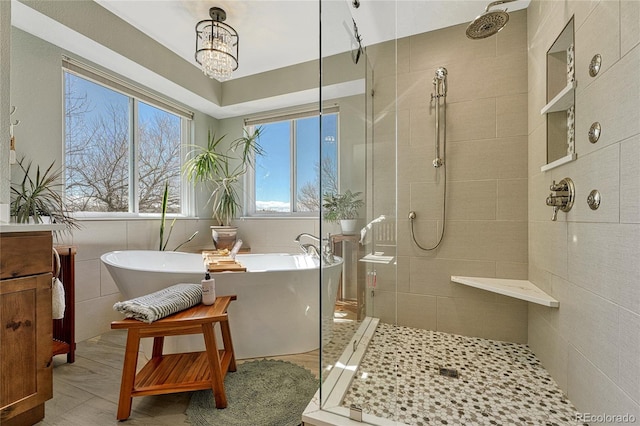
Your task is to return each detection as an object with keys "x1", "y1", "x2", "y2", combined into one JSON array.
[{"x1": 113, "y1": 283, "x2": 202, "y2": 323}]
